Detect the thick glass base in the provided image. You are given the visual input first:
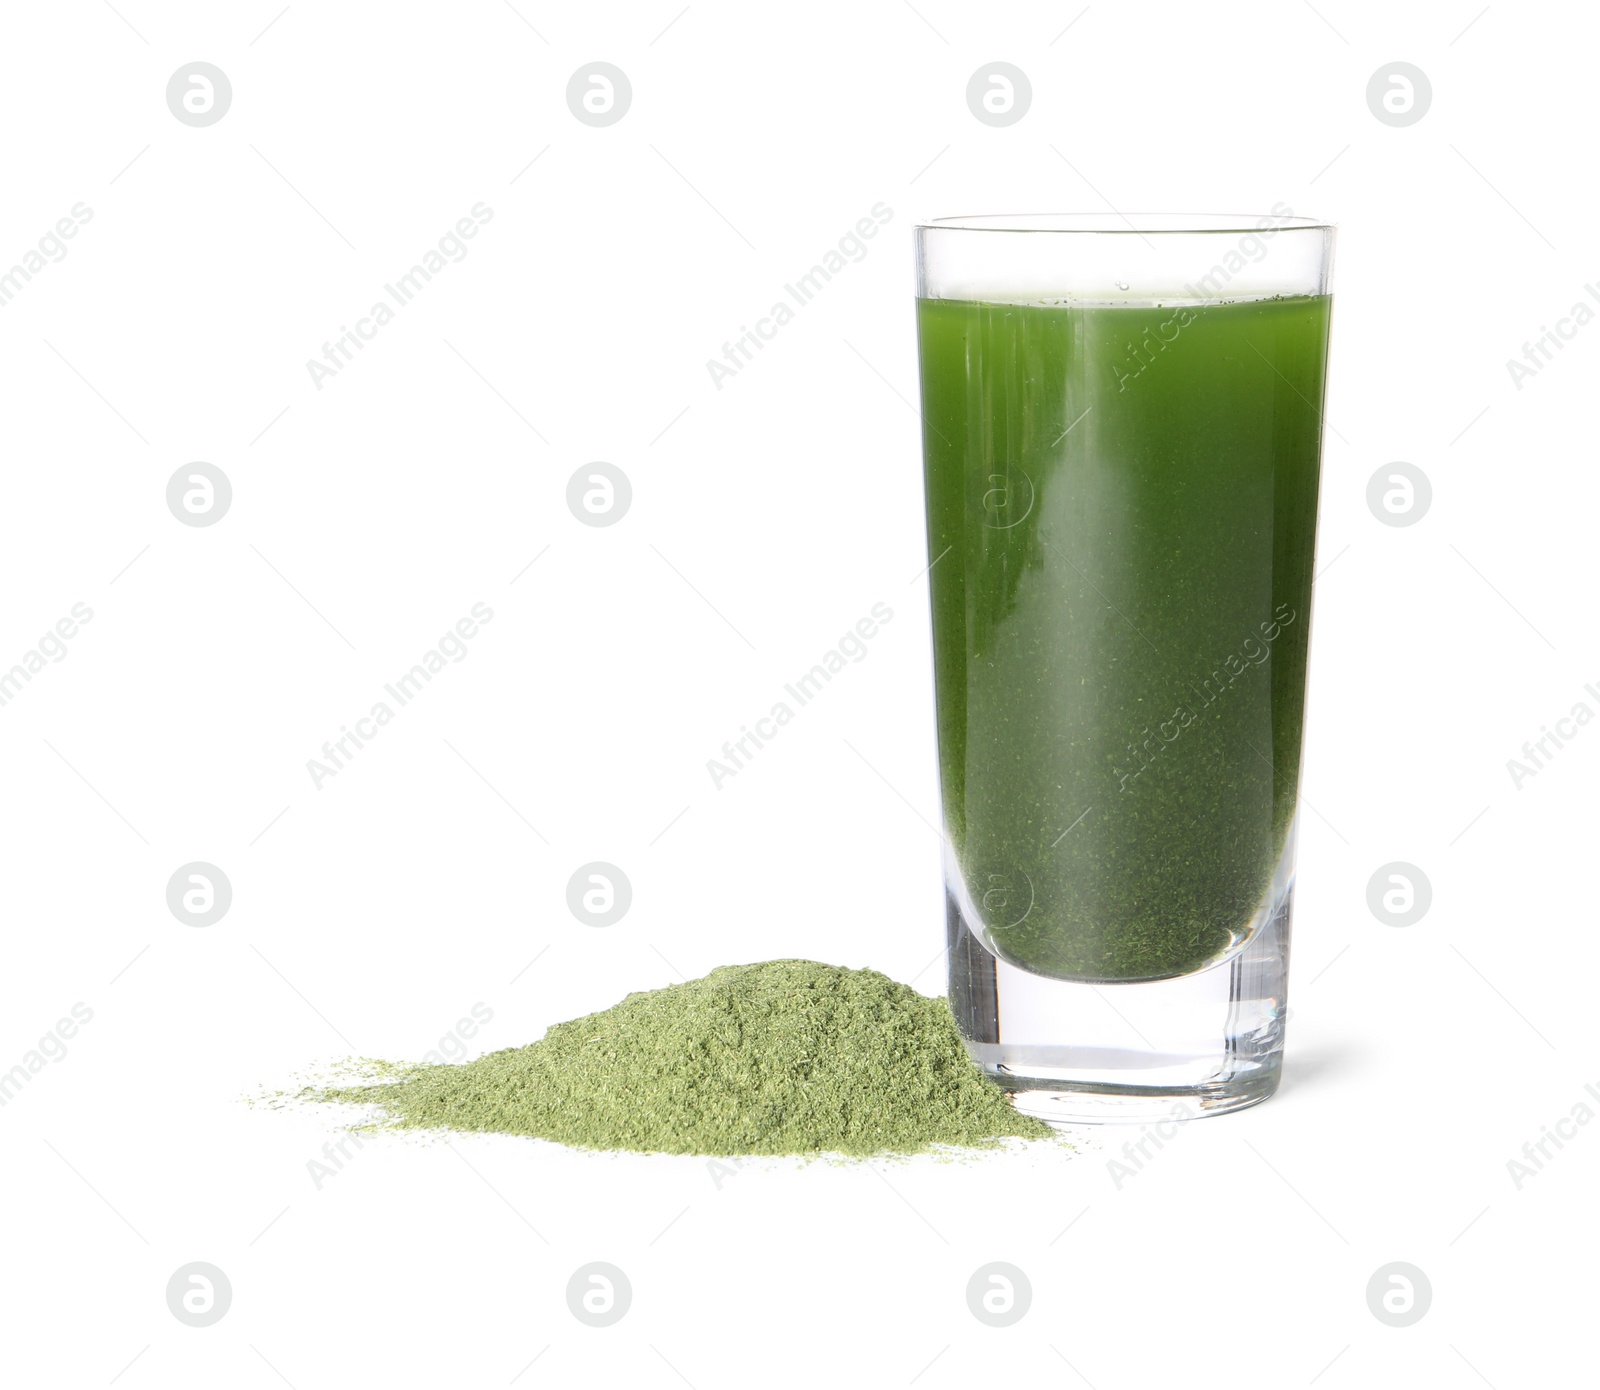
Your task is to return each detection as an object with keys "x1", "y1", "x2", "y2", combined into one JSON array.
[{"x1": 948, "y1": 875, "x2": 1292, "y2": 1126}]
